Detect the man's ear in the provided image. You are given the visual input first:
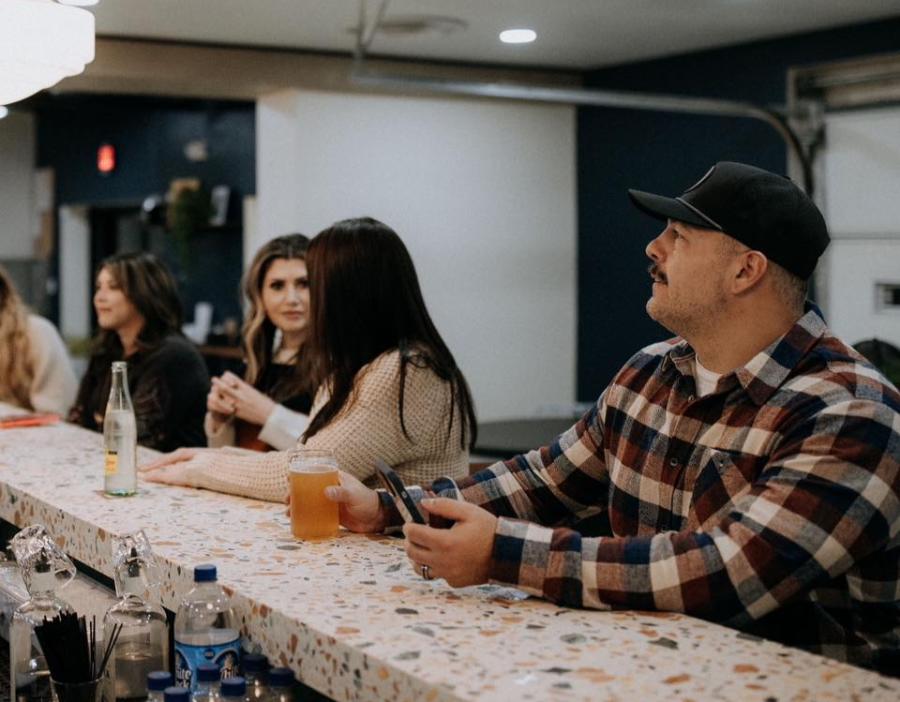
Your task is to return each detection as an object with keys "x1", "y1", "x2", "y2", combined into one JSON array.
[{"x1": 731, "y1": 251, "x2": 768, "y2": 294}]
